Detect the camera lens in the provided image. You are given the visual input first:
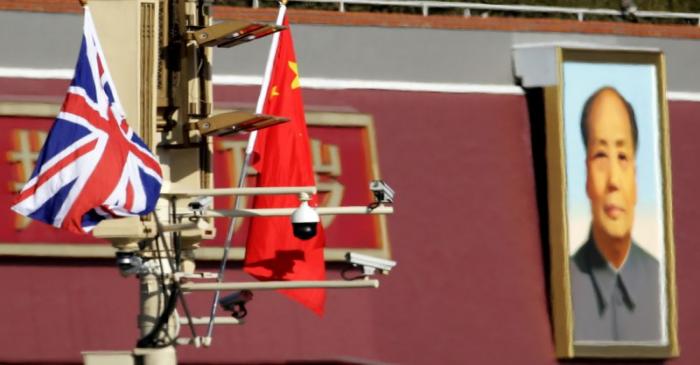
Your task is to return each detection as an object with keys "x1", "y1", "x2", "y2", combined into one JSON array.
[{"x1": 293, "y1": 222, "x2": 317, "y2": 240}]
